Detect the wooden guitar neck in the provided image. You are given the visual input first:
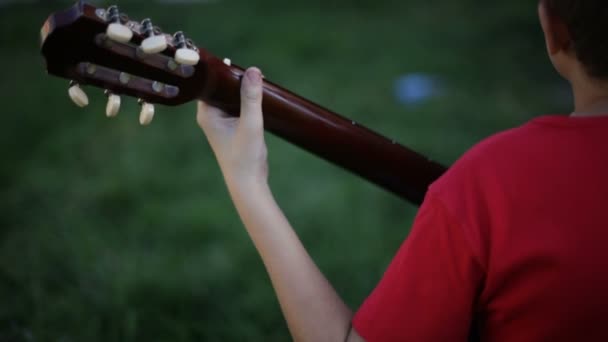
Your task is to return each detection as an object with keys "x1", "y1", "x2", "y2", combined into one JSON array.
[
  {"x1": 40, "y1": 1, "x2": 448, "y2": 205},
  {"x1": 201, "y1": 58, "x2": 447, "y2": 205}
]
